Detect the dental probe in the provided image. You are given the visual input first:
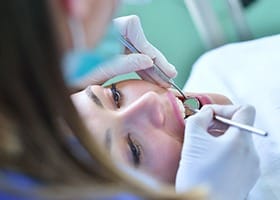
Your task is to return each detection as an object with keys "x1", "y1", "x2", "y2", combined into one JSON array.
[
  {"x1": 119, "y1": 36, "x2": 268, "y2": 137},
  {"x1": 119, "y1": 36, "x2": 186, "y2": 98},
  {"x1": 189, "y1": 108, "x2": 268, "y2": 137}
]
